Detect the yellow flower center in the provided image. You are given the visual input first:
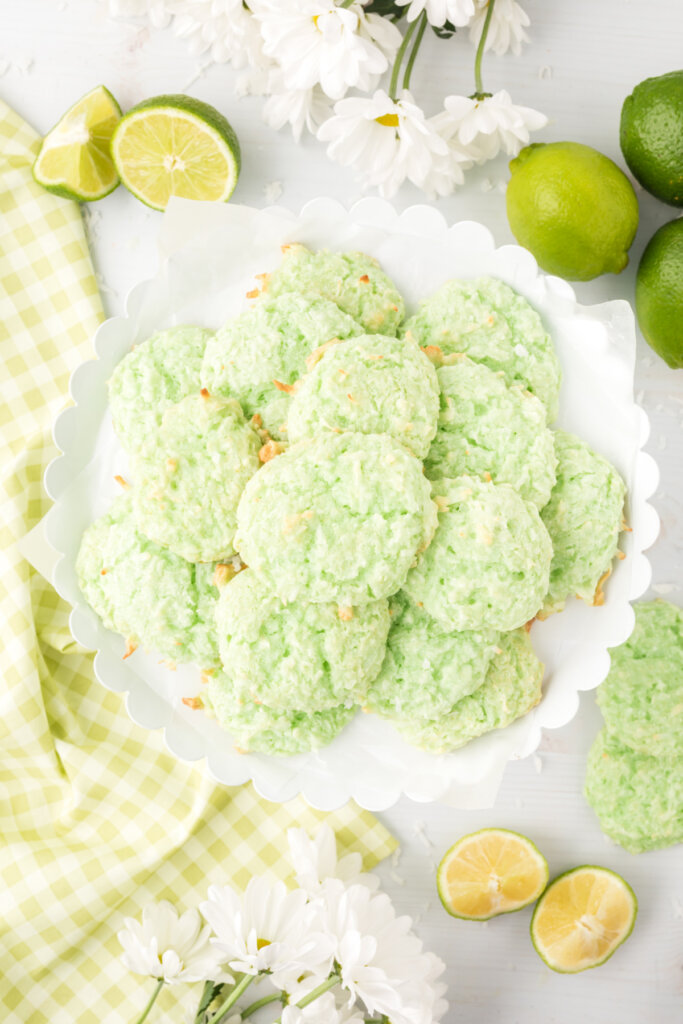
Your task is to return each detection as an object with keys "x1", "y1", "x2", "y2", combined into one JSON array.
[
  {"x1": 256, "y1": 937, "x2": 271, "y2": 951},
  {"x1": 375, "y1": 113, "x2": 400, "y2": 128}
]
